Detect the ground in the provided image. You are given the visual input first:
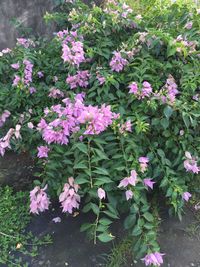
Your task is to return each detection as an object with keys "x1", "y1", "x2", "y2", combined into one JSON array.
[{"x1": 0, "y1": 153, "x2": 200, "y2": 267}]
